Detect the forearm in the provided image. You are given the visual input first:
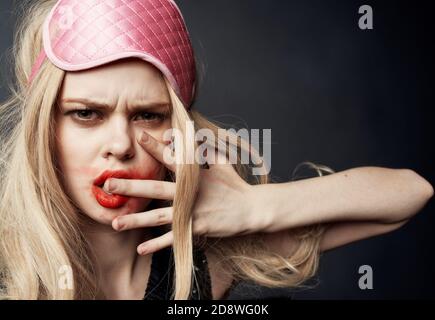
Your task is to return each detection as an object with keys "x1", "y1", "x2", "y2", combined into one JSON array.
[{"x1": 253, "y1": 167, "x2": 434, "y2": 233}]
